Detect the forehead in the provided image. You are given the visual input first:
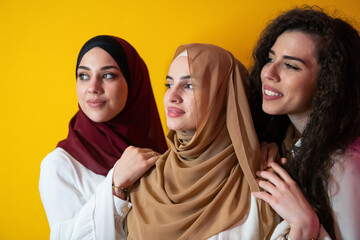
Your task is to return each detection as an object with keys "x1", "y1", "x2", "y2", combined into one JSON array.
[
  {"x1": 272, "y1": 31, "x2": 319, "y2": 61},
  {"x1": 168, "y1": 56, "x2": 190, "y2": 77},
  {"x1": 79, "y1": 47, "x2": 116, "y2": 65}
]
